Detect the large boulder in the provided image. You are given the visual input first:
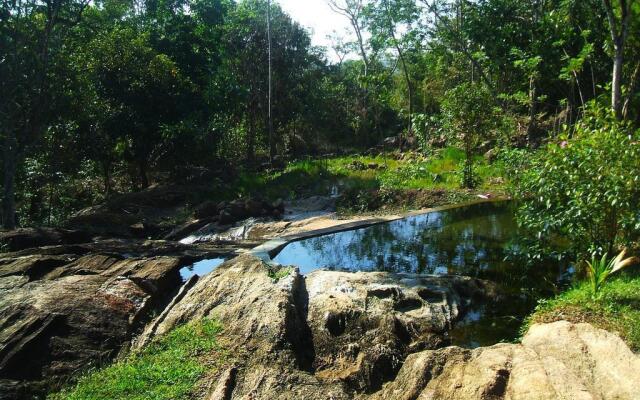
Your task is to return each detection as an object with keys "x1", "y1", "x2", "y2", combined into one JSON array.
[
  {"x1": 370, "y1": 321, "x2": 640, "y2": 400},
  {"x1": 136, "y1": 255, "x2": 496, "y2": 399},
  {"x1": 0, "y1": 253, "x2": 185, "y2": 398},
  {"x1": 306, "y1": 271, "x2": 493, "y2": 393},
  {"x1": 137, "y1": 254, "x2": 350, "y2": 399}
]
